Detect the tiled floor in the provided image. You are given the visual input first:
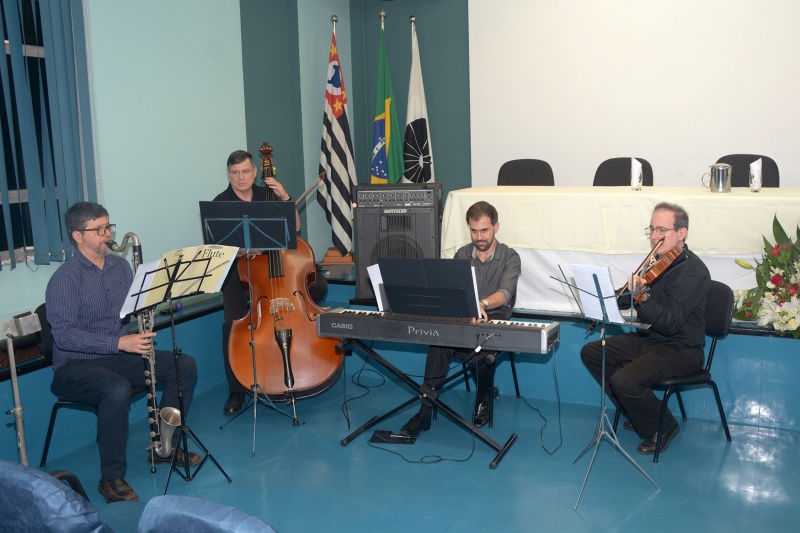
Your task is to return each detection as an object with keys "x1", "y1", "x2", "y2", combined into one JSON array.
[{"x1": 41, "y1": 366, "x2": 800, "y2": 532}]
